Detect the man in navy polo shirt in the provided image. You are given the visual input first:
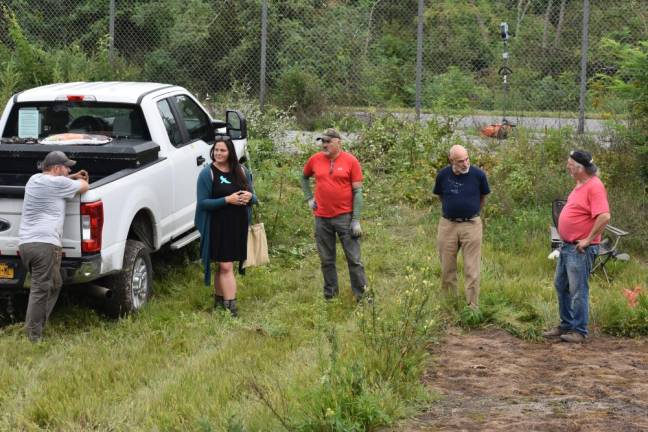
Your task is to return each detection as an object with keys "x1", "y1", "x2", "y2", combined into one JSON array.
[{"x1": 433, "y1": 145, "x2": 490, "y2": 308}]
